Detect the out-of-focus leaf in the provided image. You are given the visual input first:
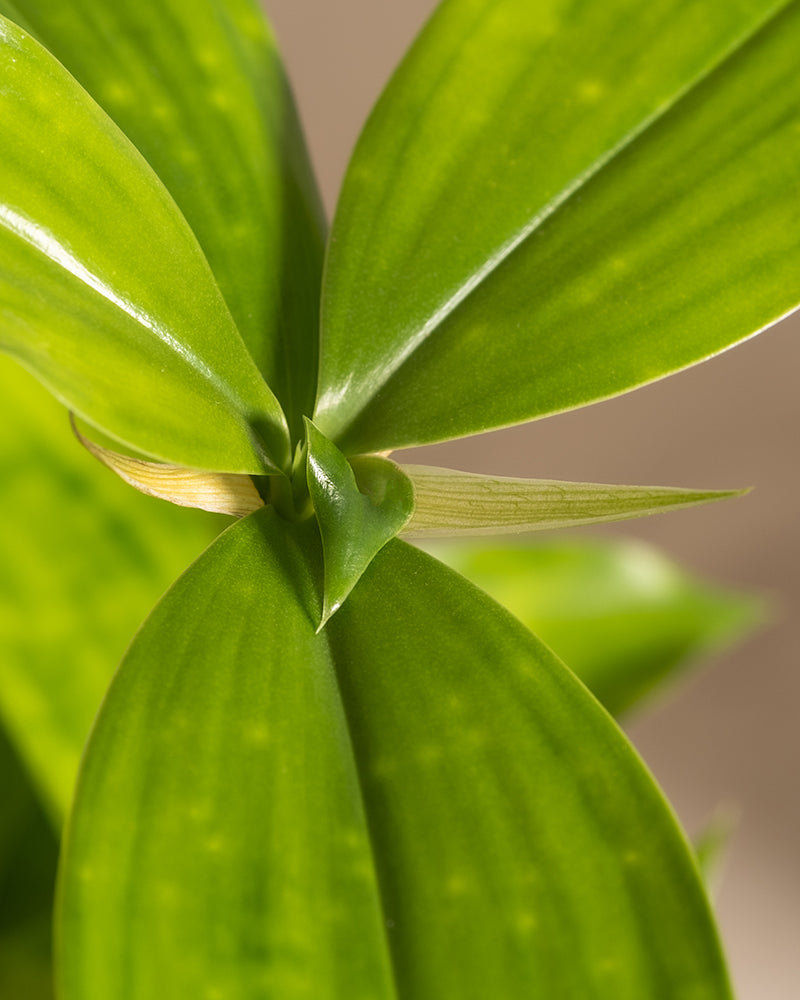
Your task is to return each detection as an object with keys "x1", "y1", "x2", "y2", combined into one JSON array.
[
  {"x1": 57, "y1": 508, "x2": 395, "y2": 1000},
  {"x1": 0, "y1": 0, "x2": 325, "y2": 442},
  {"x1": 694, "y1": 806, "x2": 739, "y2": 894},
  {"x1": 307, "y1": 421, "x2": 413, "y2": 627},
  {"x1": 431, "y1": 537, "x2": 761, "y2": 716},
  {"x1": 58, "y1": 508, "x2": 733, "y2": 997},
  {"x1": 0, "y1": 356, "x2": 220, "y2": 825},
  {"x1": 401, "y1": 463, "x2": 744, "y2": 537},
  {"x1": 0, "y1": 16, "x2": 289, "y2": 473},
  {"x1": 316, "y1": 0, "x2": 799, "y2": 454},
  {"x1": 0, "y1": 724, "x2": 56, "y2": 1000}
]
